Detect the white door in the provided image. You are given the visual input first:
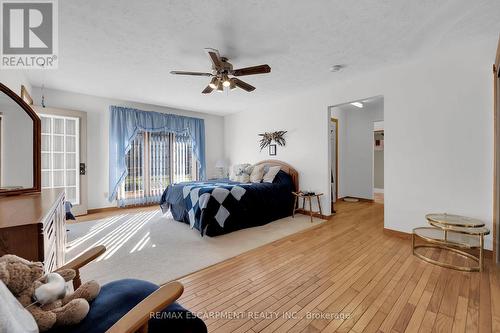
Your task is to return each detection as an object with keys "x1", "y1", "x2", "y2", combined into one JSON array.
[{"x1": 36, "y1": 107, "x2": 87, "y2": 216}]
